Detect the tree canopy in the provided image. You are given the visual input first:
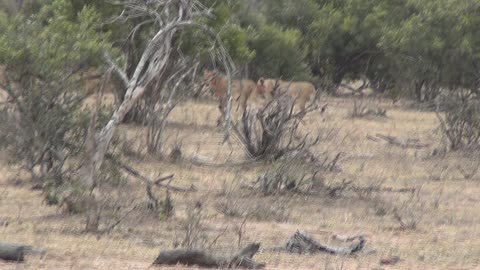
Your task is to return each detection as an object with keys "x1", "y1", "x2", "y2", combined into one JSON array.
[{"x1": 1, "y1": 0, "x2": 480, "y2": 98}]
